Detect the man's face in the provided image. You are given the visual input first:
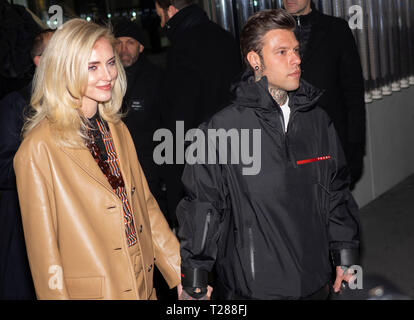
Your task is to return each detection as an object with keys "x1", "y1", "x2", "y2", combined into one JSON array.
[
  {"x1": 155, "y1": 2, "x2": 169, "y2": 28},
  {"x1": 115, "y1": 36, "x2": 143, "y2": 68},
  {"x1": 259, "y1": 29, "x2": 301, "y2": 91},
  {"x1": 33, "y1": 31, "x2": 54, "y2": 67},
  {"x1": 283, "y1": 0, "x2": 311, "y2": 15}
]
